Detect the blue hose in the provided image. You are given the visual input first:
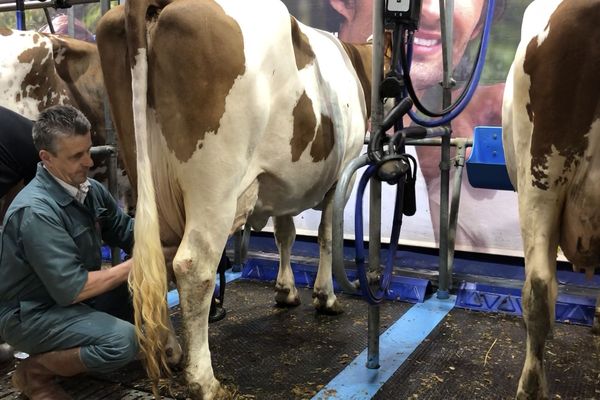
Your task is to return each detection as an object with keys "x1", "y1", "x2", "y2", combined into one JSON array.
[
  {"x1": 354, "y1": 165, "x2": 405, "y2": 304},
  {"x1": 16, "y1": 10, "x2": 25, "y2": 30}
]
